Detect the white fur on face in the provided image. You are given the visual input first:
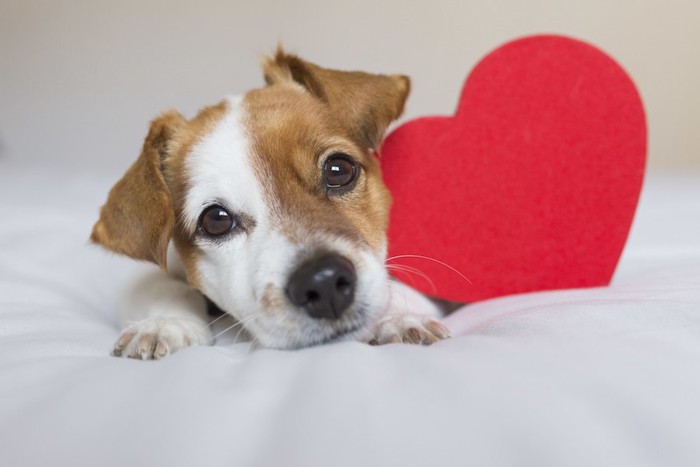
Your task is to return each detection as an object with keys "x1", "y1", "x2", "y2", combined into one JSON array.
[{"x1": 180, "y1": 96, "x2": 391, "y2": 349}]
